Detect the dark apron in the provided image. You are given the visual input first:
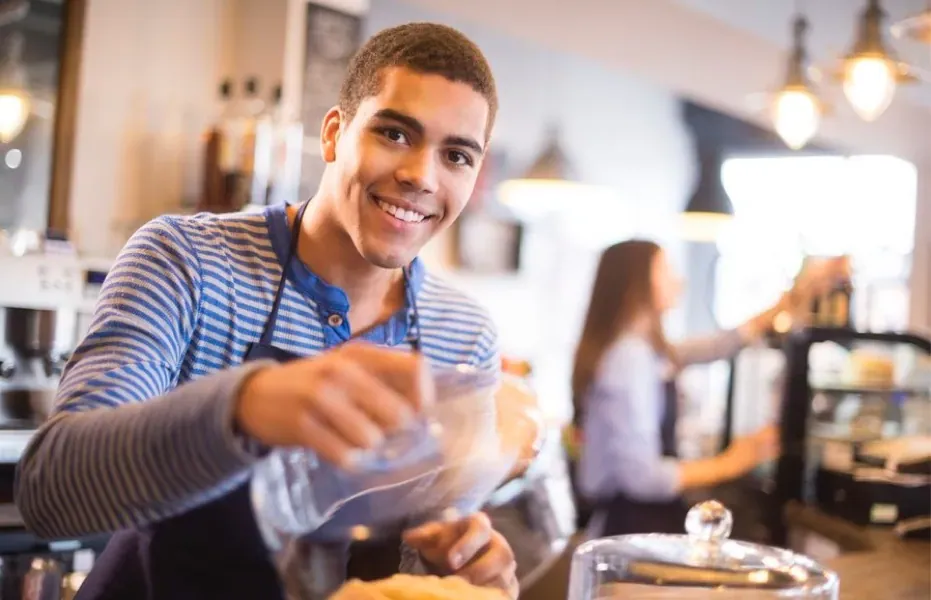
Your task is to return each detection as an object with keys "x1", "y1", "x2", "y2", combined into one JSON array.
[
  {"x1": 76, "y1": 201, "x2": 418, "y2": 599},
  {"x1": 597, "y1": 378, "x2": 688, "y2": 536}
]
